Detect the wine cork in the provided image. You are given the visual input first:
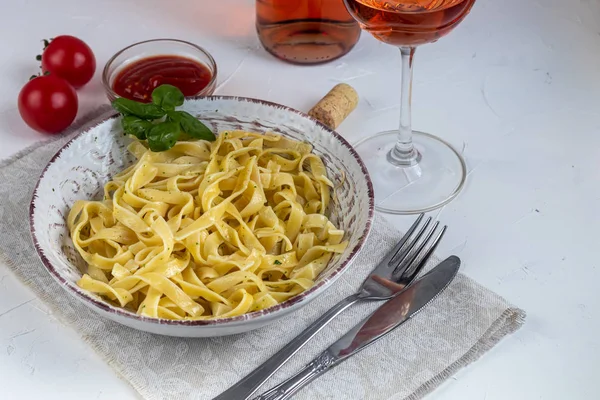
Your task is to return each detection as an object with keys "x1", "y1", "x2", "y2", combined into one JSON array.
[{"x1": 308, "y1": 83, "x2": 358, "y2": 130}]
